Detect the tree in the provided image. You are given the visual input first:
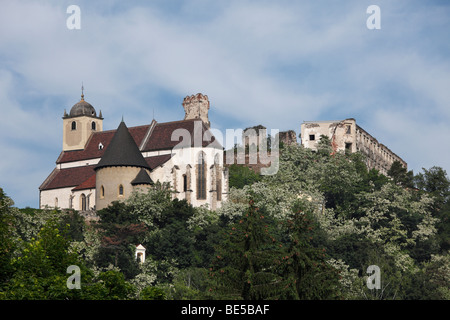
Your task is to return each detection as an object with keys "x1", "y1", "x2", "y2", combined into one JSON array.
[
  {"x1": 209, "y1": 199, "x2": 285, "y2": 299},
  {"x1": 0, "y1": 188, "x2": 17, "y2": 287},
  {"x1": 388, "y1": 160, "x2": 414, "y2": 188},
  {"x1": 228, "y1": 164, "x2": 262, "y2": 189},
  {"x1": 1, "y1": 218, "x2": 89, "y2": 299},
  {"x1": 94, "y1": 201, "x2": 147, "y2": 279},
  {"x1": 414, "y1": 166, "x2": 450, "y2": 252},
  {"x1": 277, "y1": 202, "x2": 341, "y2": 299}
]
